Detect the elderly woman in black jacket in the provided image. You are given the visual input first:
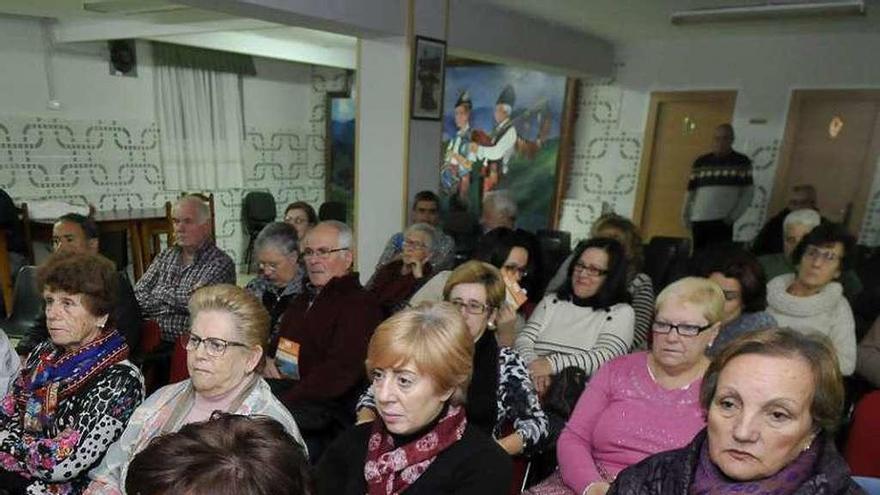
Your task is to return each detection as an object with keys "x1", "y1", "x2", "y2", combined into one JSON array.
[{"x1": 608, "y1": 328, "x2": 862, "y2": 495}]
